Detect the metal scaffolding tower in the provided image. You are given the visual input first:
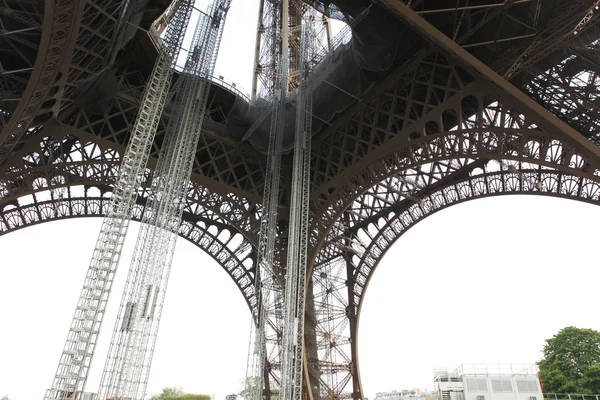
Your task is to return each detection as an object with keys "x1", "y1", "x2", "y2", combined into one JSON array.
[
  {"x1": 97, "y1": 1, "x2": 231, "y2": 399},
  {"x1": 280, "y1": 12, "x2": 316, "y2": 400},
  {"x1": 251, "y1": 0, "x2": 284, "y2": 99},
  {"x1": 246, "y1": 2, "x2": 319, "y2": 399},
  {"x1": 44, "y1": 2, "x2": 193, "y2": 399},
  {"x1": 246, "y1": 0, "x2": 290, "y2": 397},
  {"x1": 251, "y1": 0, "x2": 334, "y2": 99}
]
